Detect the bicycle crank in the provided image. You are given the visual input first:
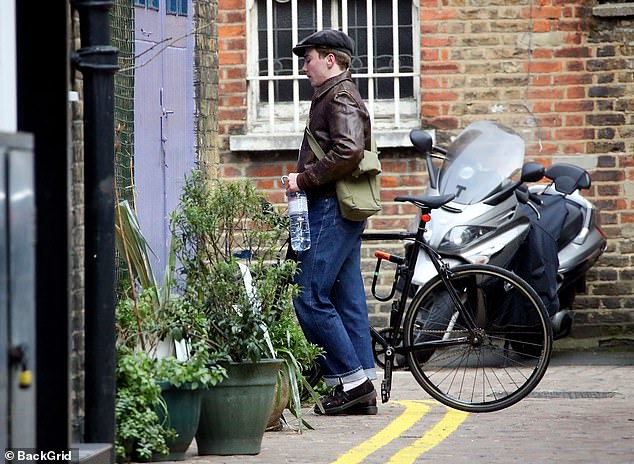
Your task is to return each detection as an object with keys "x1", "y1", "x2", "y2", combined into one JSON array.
[{"x1": 380, "y1": 346, "x2": 394, "y2": 403}]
